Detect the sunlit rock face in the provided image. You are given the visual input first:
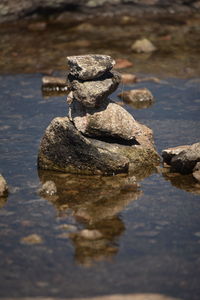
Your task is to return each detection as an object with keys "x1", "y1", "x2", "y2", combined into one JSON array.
[{"x1": 38, "y1": 54, "x2": 160, "y2": 175}]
